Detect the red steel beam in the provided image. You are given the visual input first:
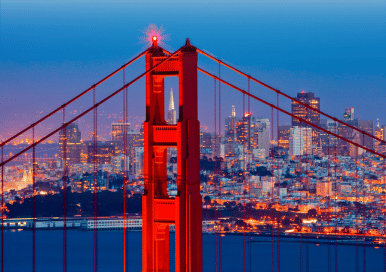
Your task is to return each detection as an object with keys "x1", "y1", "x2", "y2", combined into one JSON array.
[
  {"x1": 0, "y1": 48, "x2": 182, "y2": 167},
  {"x1": 196, "y1": 48, "x2": 386, "y2": 147},
  {"x1": 0, "y1": 48, "x2": 149, "y2": 147},
  {"x1": 198, "y1": 67, "x2": 386, "y2": 159}
]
